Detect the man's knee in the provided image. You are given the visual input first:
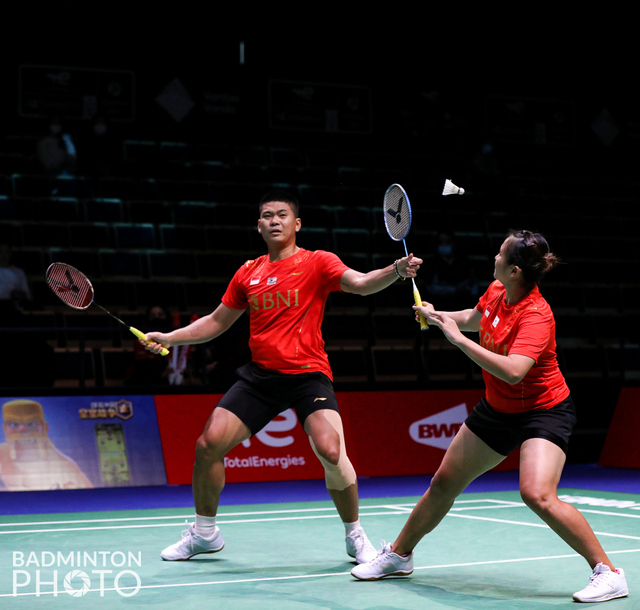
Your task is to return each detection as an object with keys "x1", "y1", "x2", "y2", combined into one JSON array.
[
  {"x1": 195, "y1": 433, "x2": 226, "y2": 463},
  {"x1": 312, "y1": 429, "x2": 341, "y2": 465},
  {"x1": 308, "y1": 421, "x2": 356, "y2": 491}
]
